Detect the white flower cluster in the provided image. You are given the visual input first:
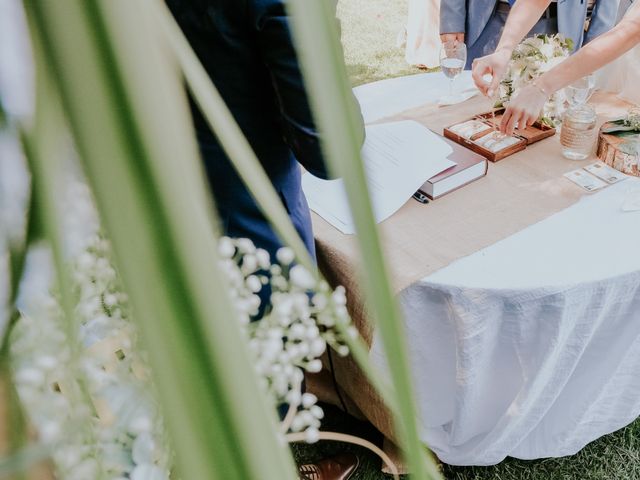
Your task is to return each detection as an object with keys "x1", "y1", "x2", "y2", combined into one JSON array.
[
  {"x1": 11, "y1": 180, "x2": 173, "y2": 480},
  {"x1": 498, "y1": 34, "x2": 572, "y2": 126},
  {"x1": 218, "y1": 238, "x2": 356, "y2": 443}
]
